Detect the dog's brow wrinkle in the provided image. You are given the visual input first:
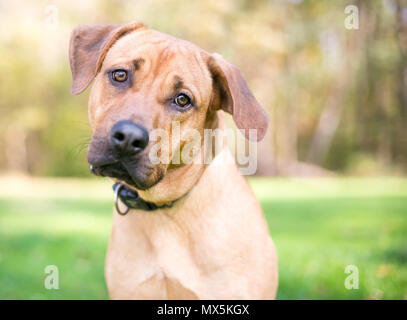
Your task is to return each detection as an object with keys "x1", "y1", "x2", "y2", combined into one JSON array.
[
  {"x1": 173, "y1": 76, "x2": 183, "y2": 90},
  {"x1": 133, "y1": 58, "x2": 145, "y2": 70}
]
